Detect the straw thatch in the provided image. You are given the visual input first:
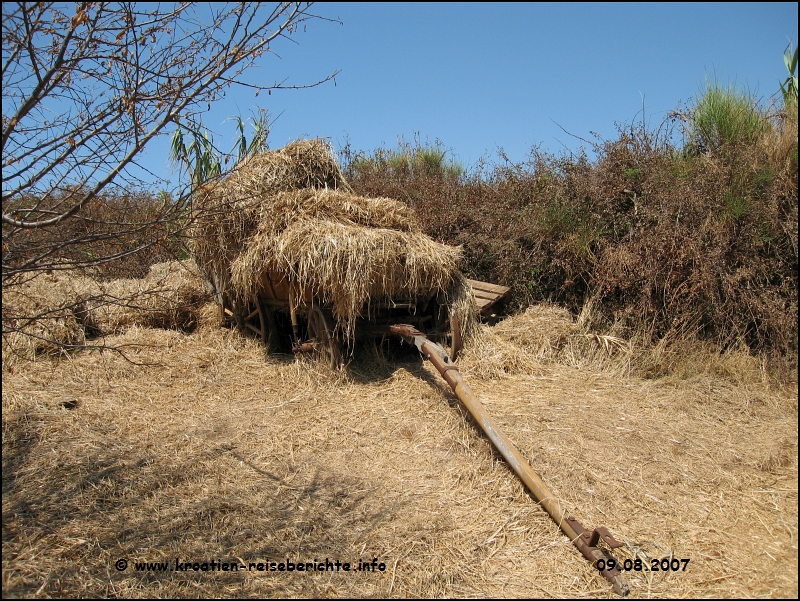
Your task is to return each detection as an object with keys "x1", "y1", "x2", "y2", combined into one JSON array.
[
  {"x1": 190, "y1": 139, "x2": 478, "y2": 346},
  {"x1": 189, "y1": 139, "x2": 353, "y2": 304}
]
